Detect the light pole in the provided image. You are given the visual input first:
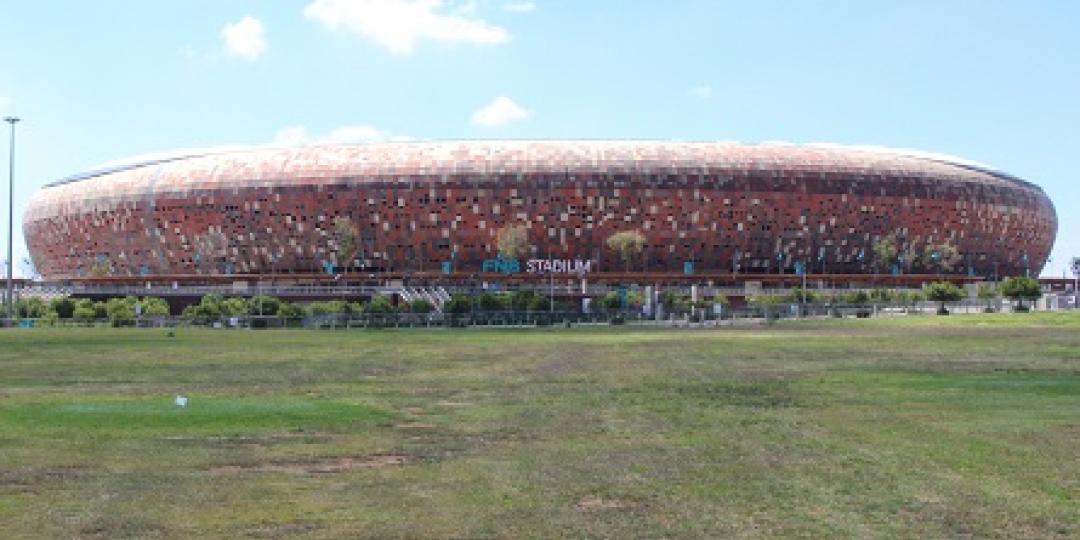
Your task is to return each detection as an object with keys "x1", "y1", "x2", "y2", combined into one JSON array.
[
  {"x1": 1071, "y1": 257, "x2": 1079, "y2": 309},
  {"x1": 4, "y1": 116, "x2": 19, "y2": 322}
]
